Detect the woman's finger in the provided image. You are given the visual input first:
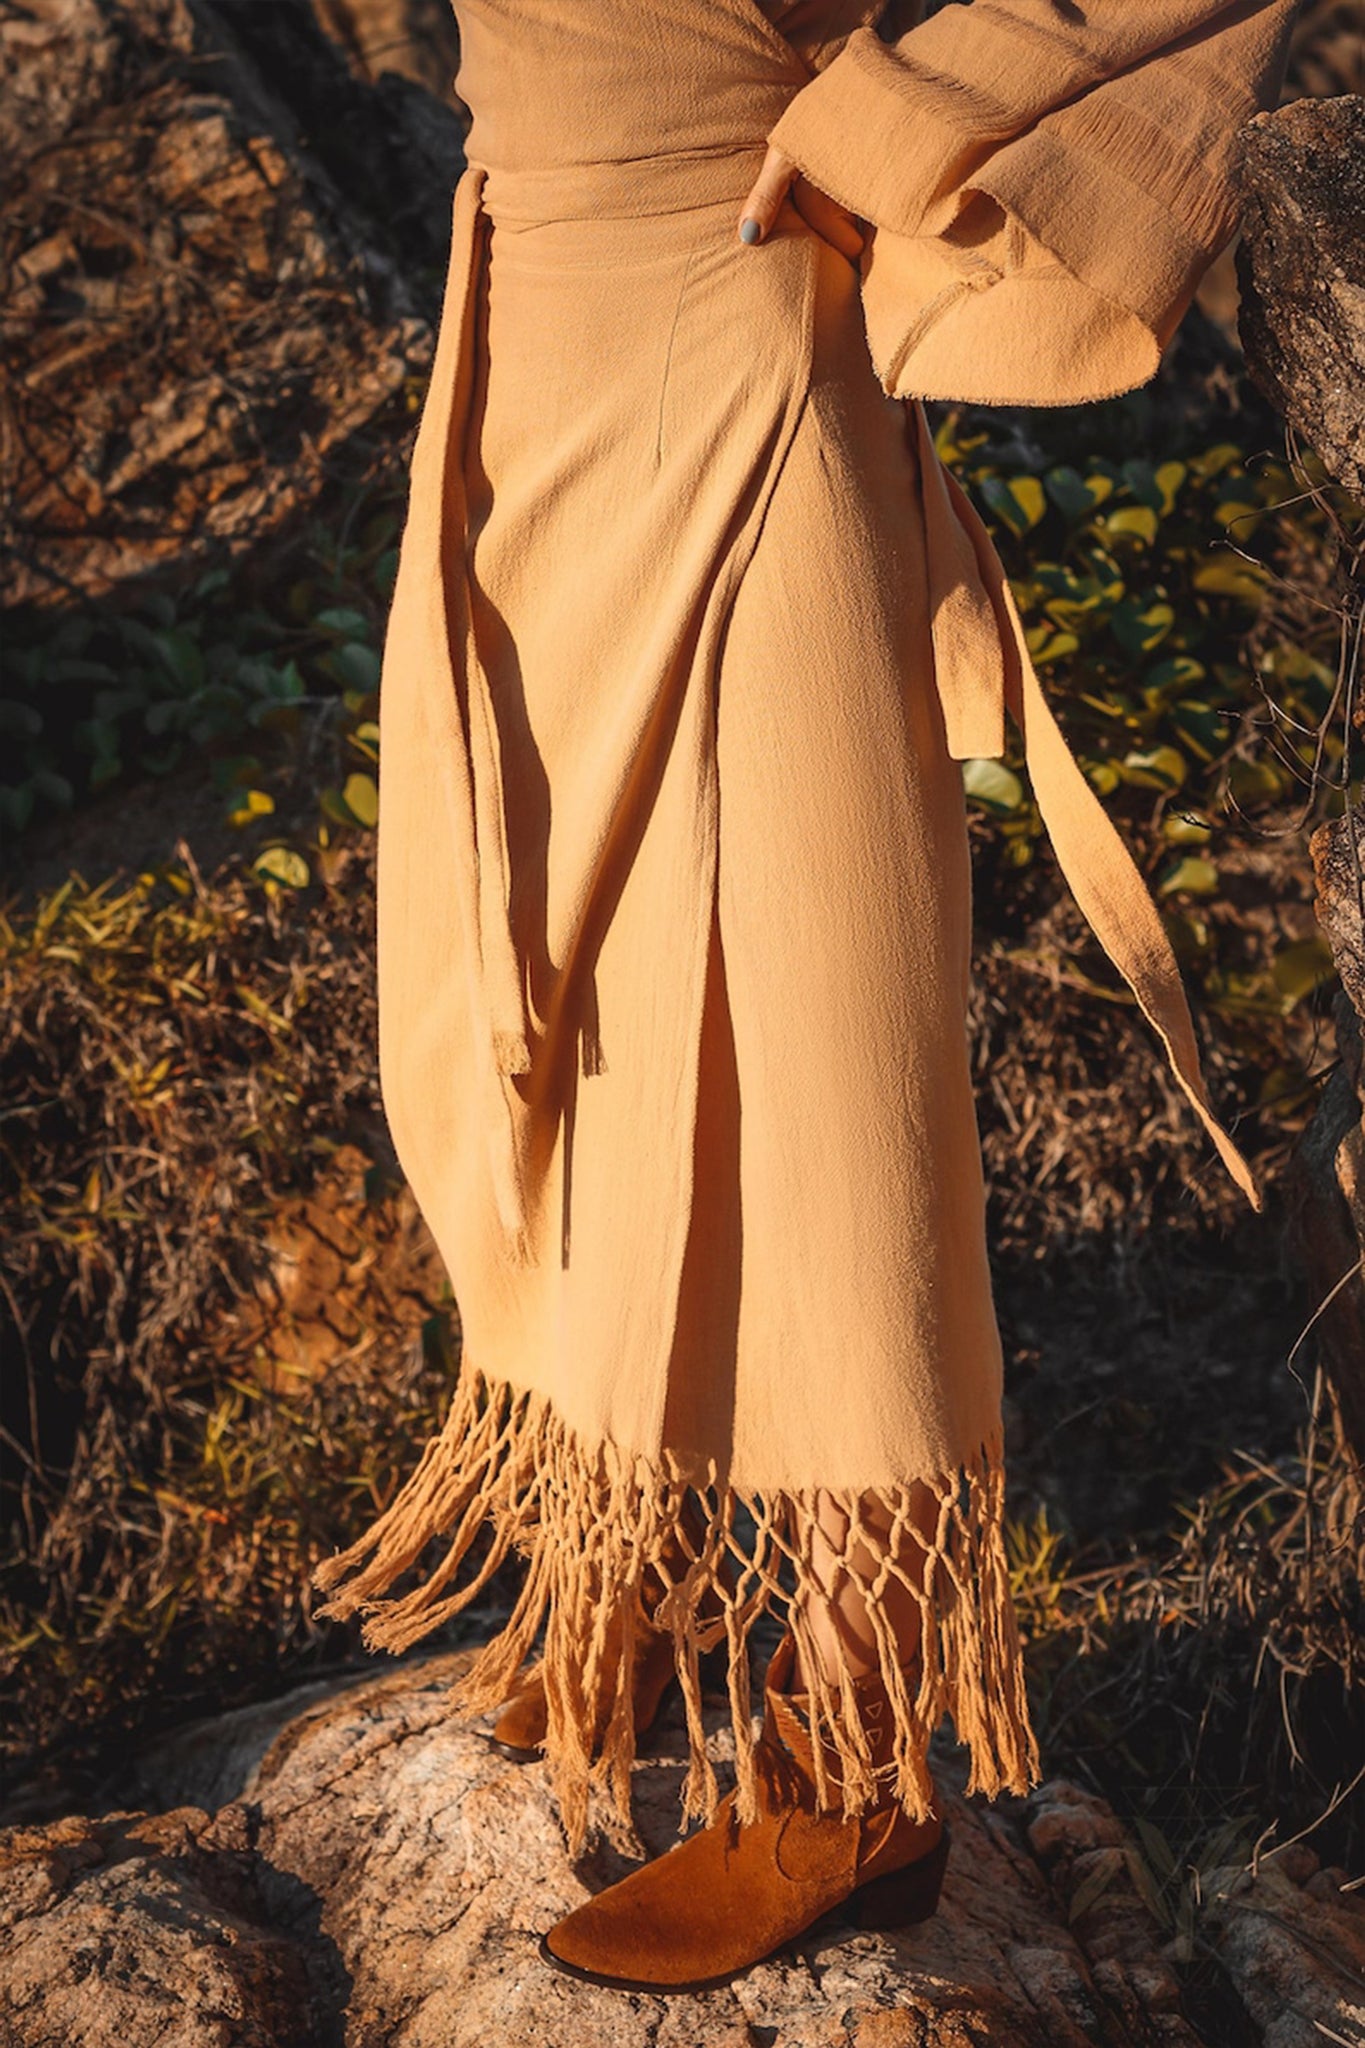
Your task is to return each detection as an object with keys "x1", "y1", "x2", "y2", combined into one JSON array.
[
  {"x1": 790, "y1": 176, "x2": 867, "y2": 264},
  {"x1": 737, "y1": 143, "x2": 797, "y2": 244}
]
